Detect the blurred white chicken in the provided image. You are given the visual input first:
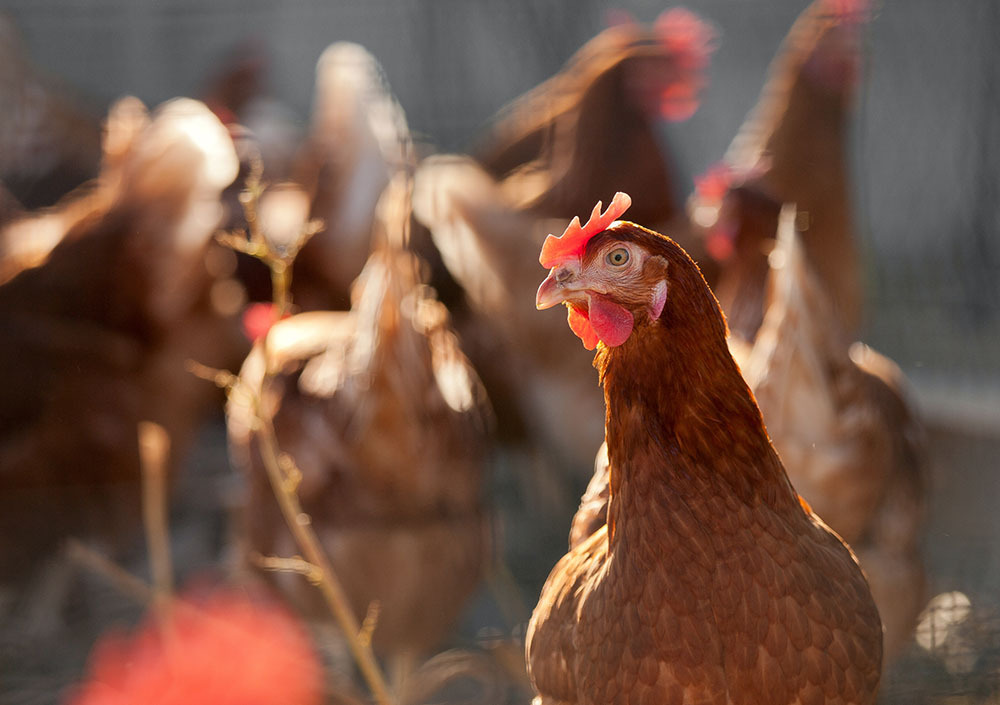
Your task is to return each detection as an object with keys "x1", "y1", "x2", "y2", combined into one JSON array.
[{"x1": 289, "y1": 42, "x2": 410, "y2": 311}]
